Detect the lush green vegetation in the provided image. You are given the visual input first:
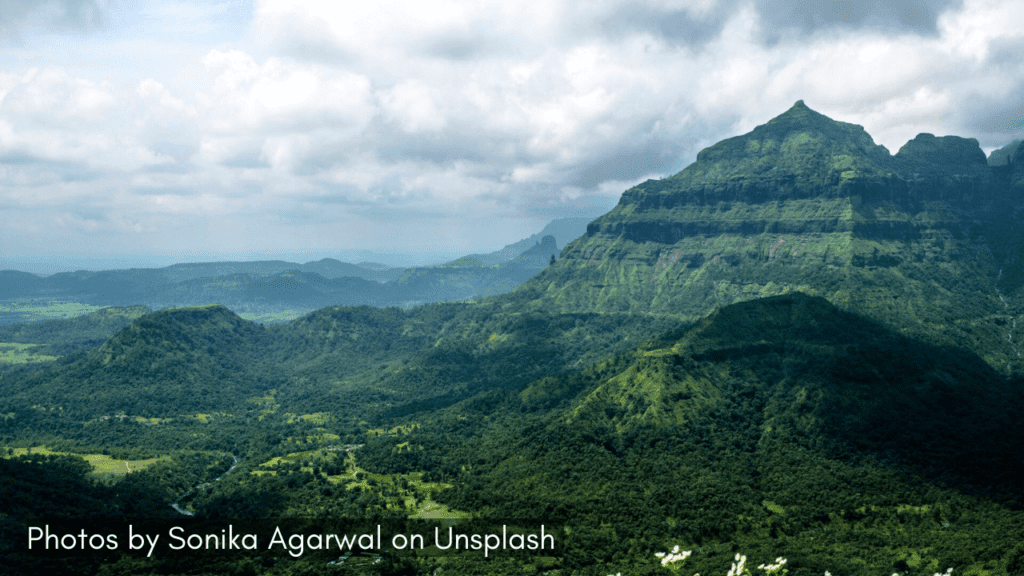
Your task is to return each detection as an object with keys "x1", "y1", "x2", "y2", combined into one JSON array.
[
  {"x1": 3, "y1": 104, "x2": 1024, "y2": 575},
  {"x1": 0, "y1": 342, "x2": 58, "y2": 364},
  {"x1": 3, "y1": 294, "x2": 1022, "y2": 575},
  {"x1": 0, "y1": 305, "x2": 150, "y2": 359}
]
